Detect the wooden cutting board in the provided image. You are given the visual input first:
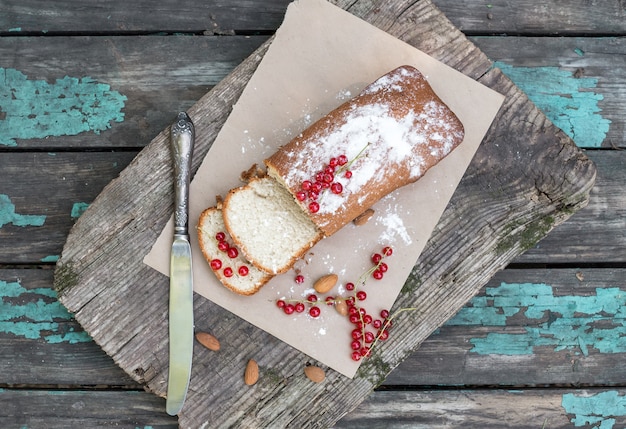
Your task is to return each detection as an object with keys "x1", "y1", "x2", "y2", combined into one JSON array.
[{"x1": 53, "y1": 0, "x2": 596, "y2": 427}]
